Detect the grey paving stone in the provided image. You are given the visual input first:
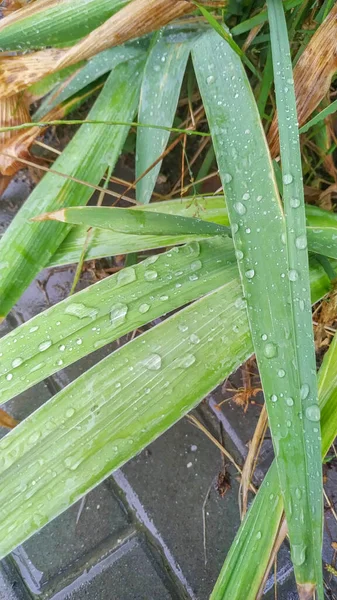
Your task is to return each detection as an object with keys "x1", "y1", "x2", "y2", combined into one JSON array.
[
  {"x1": 120, "y1": 412, "x2": 241, "y2": 600},
  {"x1": 56, "y1": 536, "x2": 177, "y2": 600},
  {"x1": 11, "y1": 483, "x2": 134, "y2": 598}
]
